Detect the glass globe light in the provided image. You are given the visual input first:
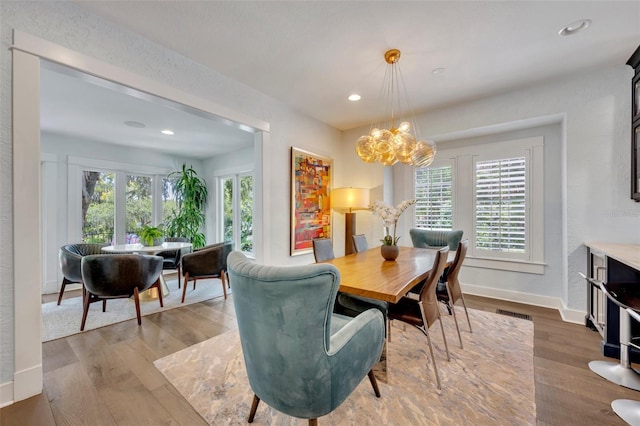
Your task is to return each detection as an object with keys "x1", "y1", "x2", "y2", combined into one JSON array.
[
  {"x1": 370, "y1": 128, "x2": 381, "y2": 138},
  {"x1": 411, "y1": 140, "x2": 437, "y2": 168},
  {"x1": 373, "y1": 129, "x2": 394, "y2": 154},
  {"x1": 398, "y1": 121, "x2": 411, "y2": 133},
  {"x1": 378, "y1": 150, "x2": 398, "y2": 166},
  {"x1": 355, "y1": 135, "x2": 377, "y2": 163},
  {"x1": 393, "y1": 132, "x2": 416, "y2": 164}
]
